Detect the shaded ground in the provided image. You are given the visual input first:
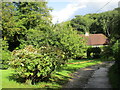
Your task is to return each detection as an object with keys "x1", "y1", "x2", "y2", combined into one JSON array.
[
  {"x1": 62, "y1": 61, "x2": 114, "y2": 89},
  {"x1": 85, "y1": 67, "x2": 111, "y2": 88}
]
